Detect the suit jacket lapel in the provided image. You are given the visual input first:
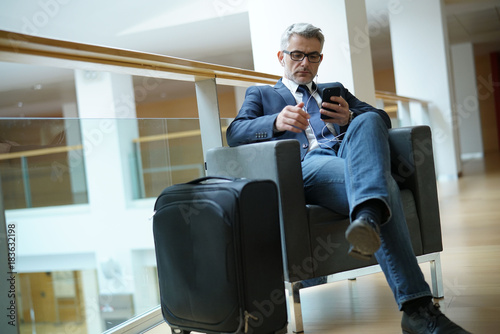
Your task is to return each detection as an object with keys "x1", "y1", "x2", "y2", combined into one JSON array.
[{"x1": 274, "y1": 79, "x2": 297, "y2": 106}]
